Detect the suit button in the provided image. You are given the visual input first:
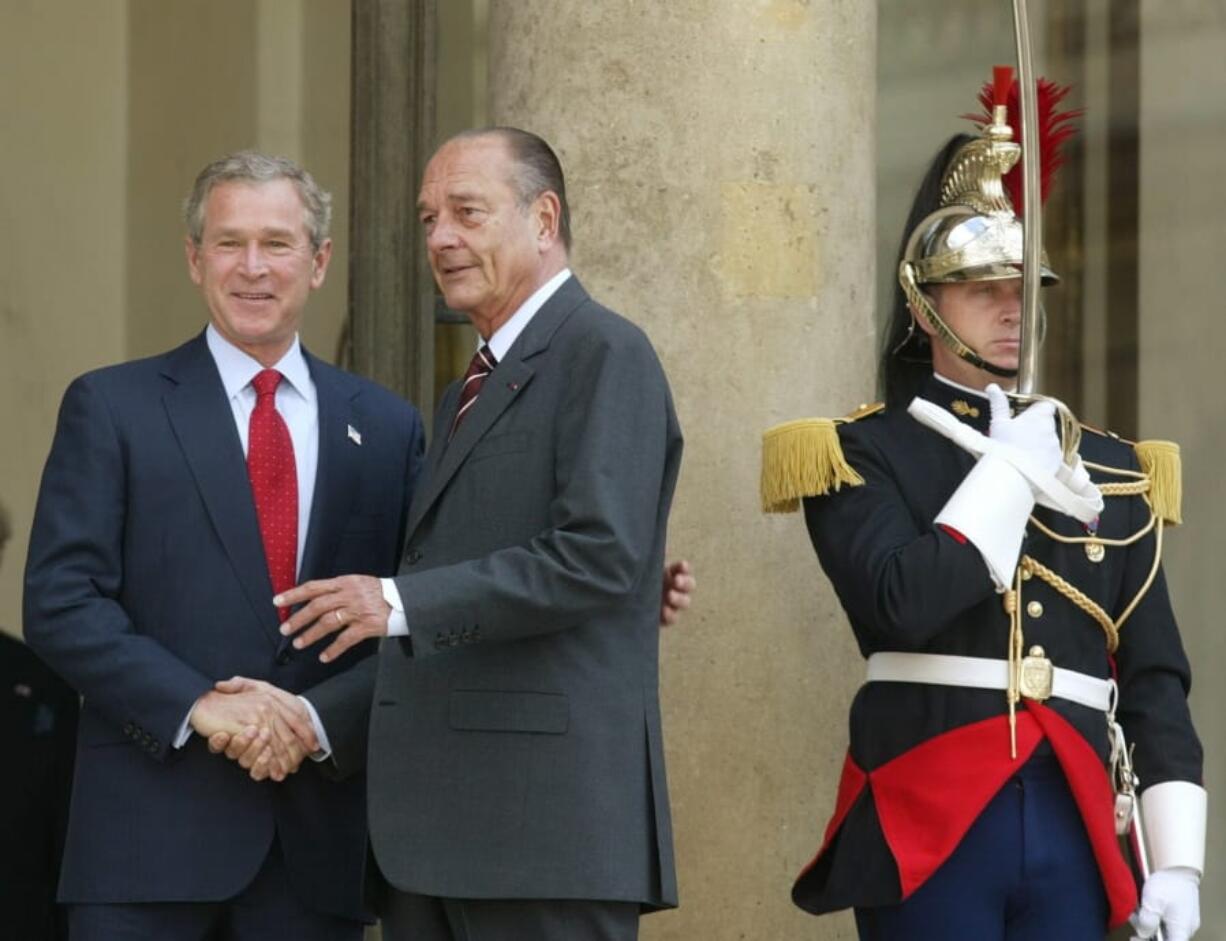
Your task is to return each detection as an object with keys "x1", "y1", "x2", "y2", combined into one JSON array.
[
  {"x1": 275, "y1": 649, "x2": 292, "y2": 665},
  {"x1": 123, "y1": 721, "x2": 135, "y2": 736},
  {"x1": 1026, "y1": 601, "x2": 1044, "y2": 619},
  {"x1": 405, "y1": 548, "x2": 423, "y2": 565}
]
